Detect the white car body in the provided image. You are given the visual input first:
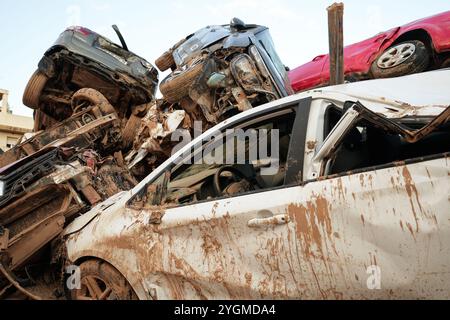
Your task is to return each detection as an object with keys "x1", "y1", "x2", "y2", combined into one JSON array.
[{"x1": 63, "y1": 69, "x2": 450, "y2": 299}]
